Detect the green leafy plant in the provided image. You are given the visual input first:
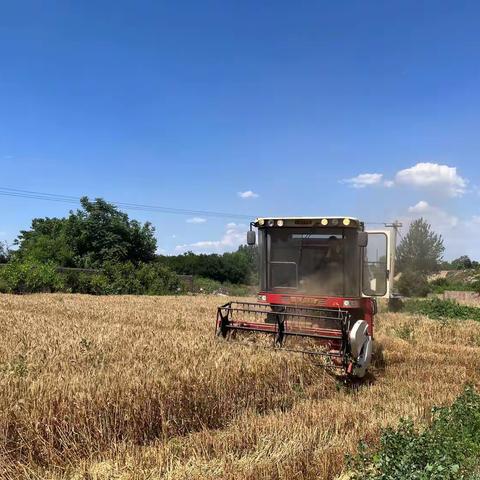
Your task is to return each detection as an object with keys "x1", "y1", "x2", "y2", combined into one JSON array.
[
  {"x1": 349, "y1": 386, "x2": 480, "y2": 479},
  {"x1": 61, "y1": 262, "x2": 183, "y2": 295},
  {"x1": 429, "y1": 276, "x2": 480, "y2": 294},
  {"x1": 0, "y1": 259, "x2": 183, "y2": 296},
  {"x1": 405, "y1": 297, "x2": 480, "y2": 322},
  {"x1": 0, "y1": 258, "x2": 64, "y2": 293},
  {"x1": 394, "y1": 323, "x2": 415, "y2": 342}
]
